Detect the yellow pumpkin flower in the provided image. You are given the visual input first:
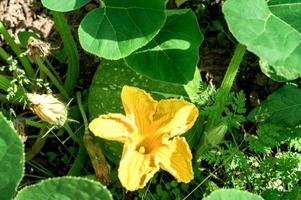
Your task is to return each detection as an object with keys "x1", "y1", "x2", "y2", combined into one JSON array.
[{"x1": 89, "y1": 86, "x2": 199, "y2": 191}]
